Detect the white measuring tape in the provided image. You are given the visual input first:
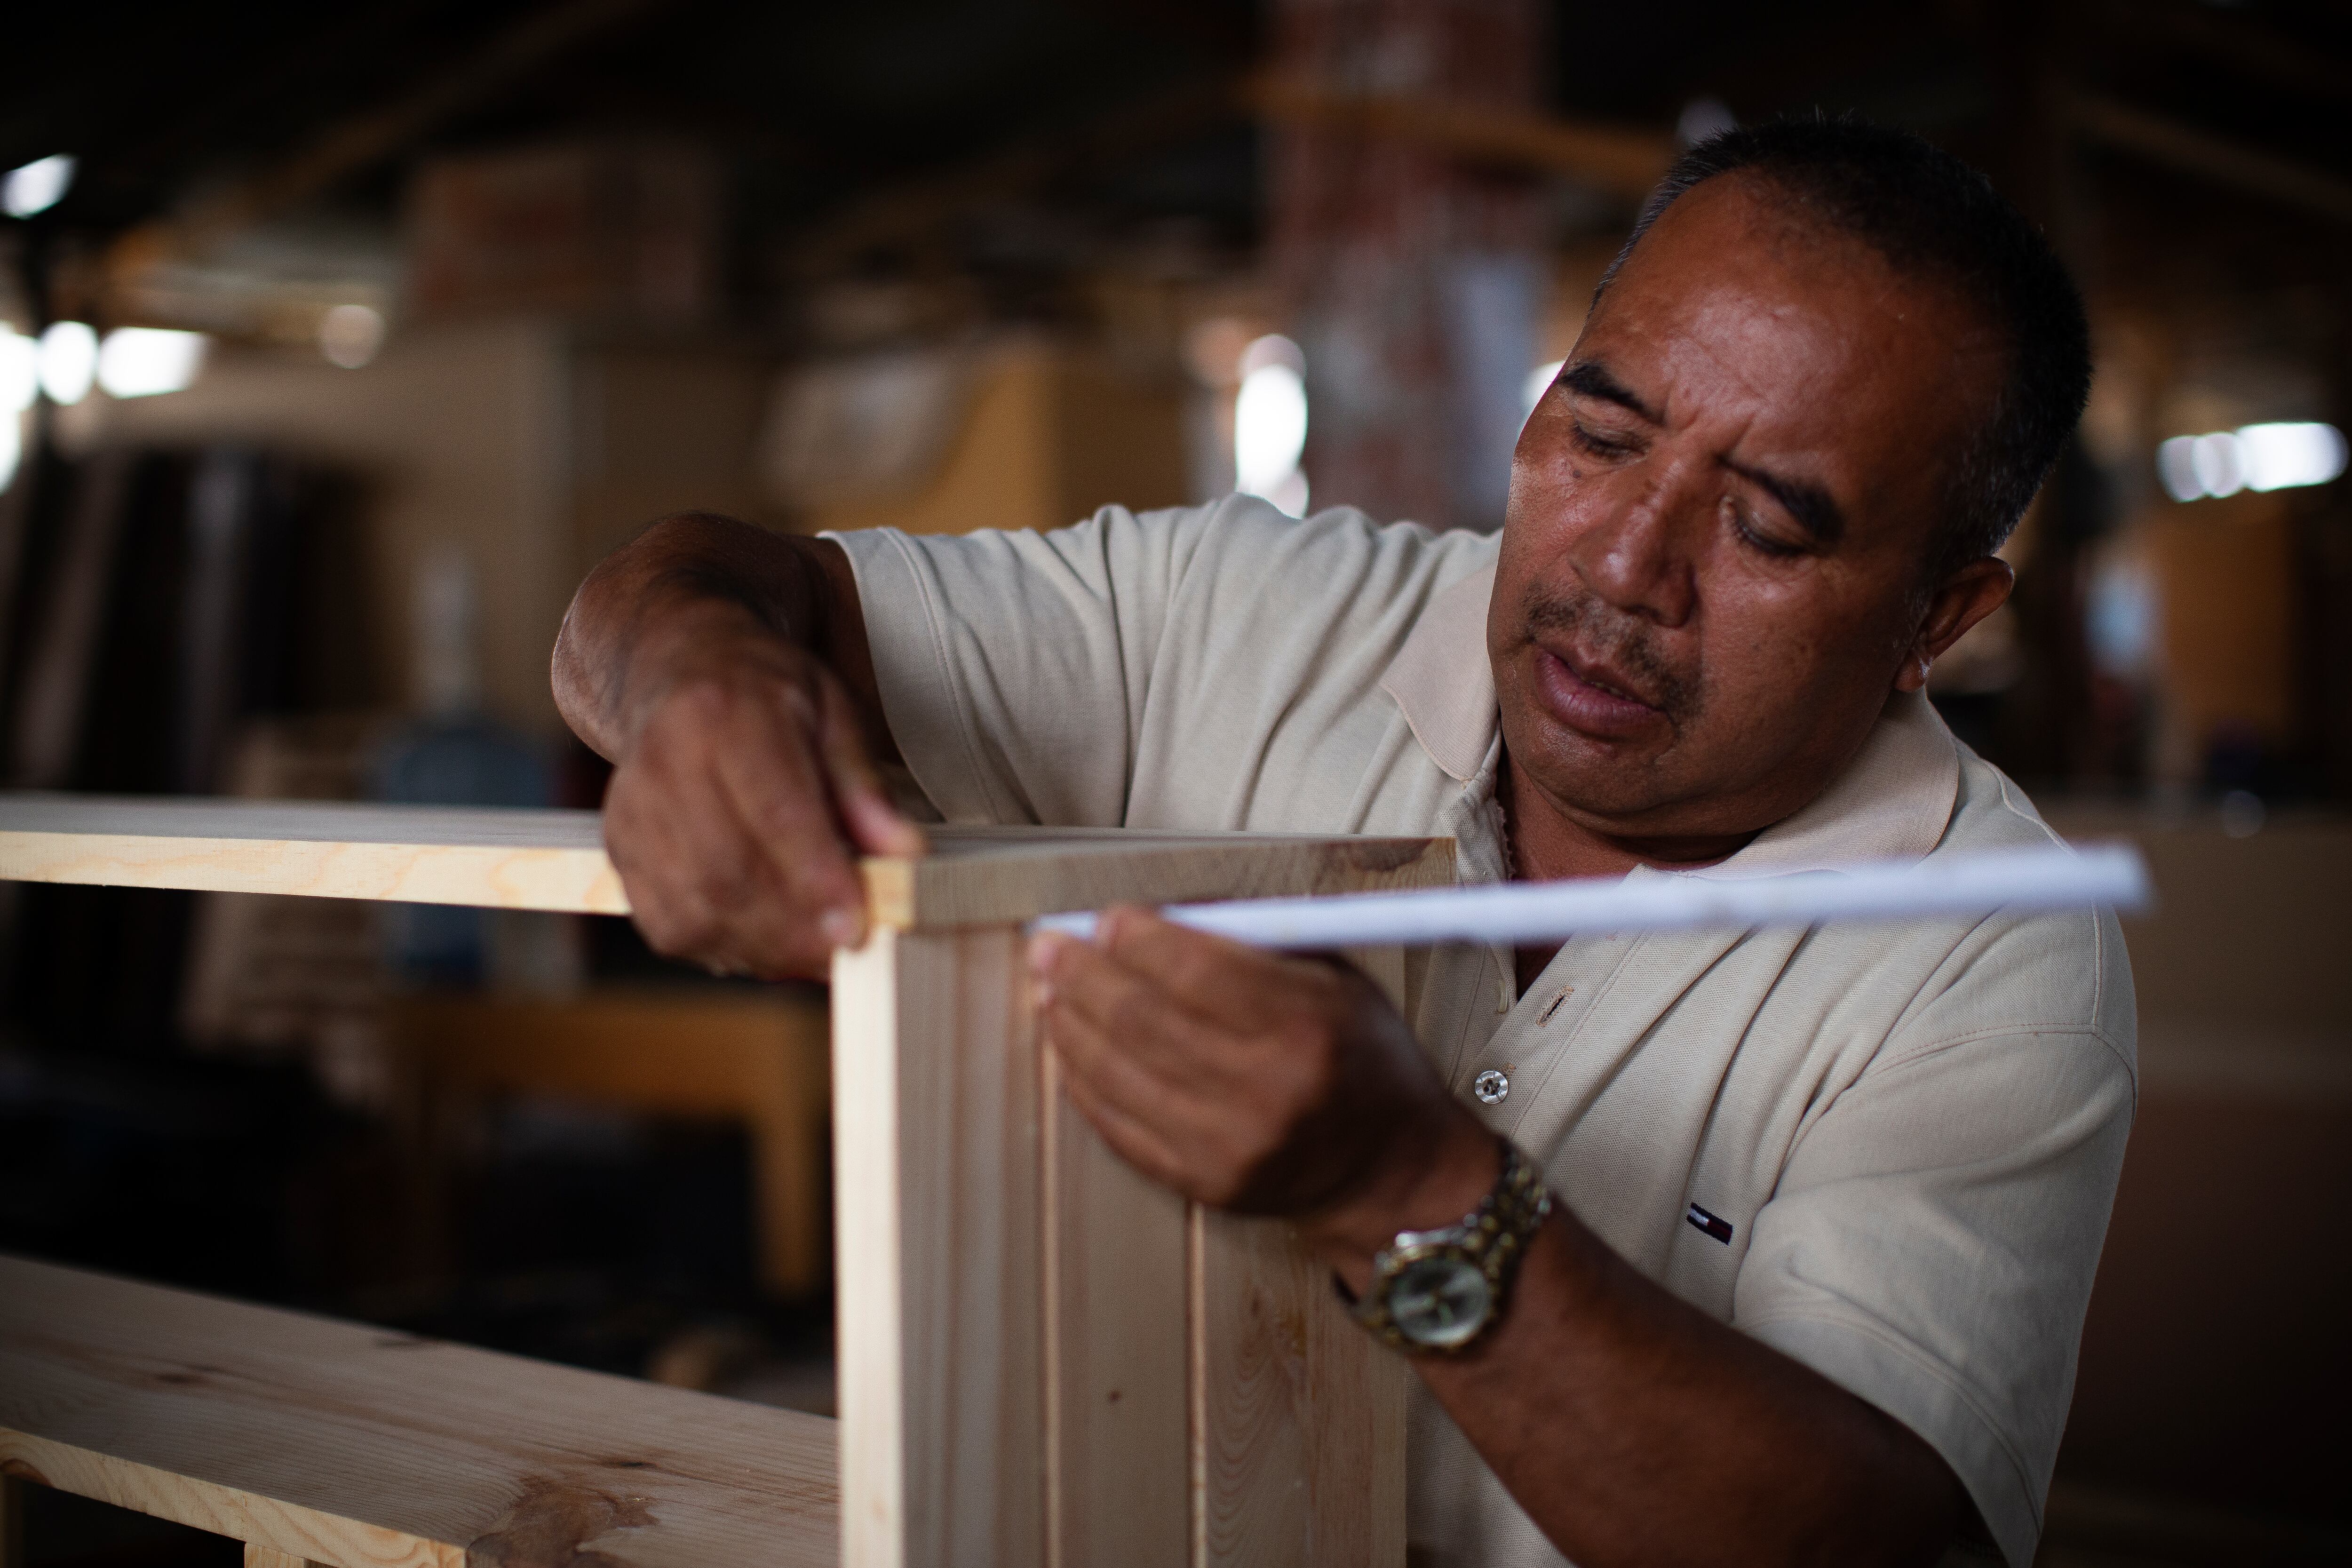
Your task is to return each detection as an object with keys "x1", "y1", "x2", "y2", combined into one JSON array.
[{"x1": 1030, "y1": 842, "x2": 2152, "y2": 950}]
